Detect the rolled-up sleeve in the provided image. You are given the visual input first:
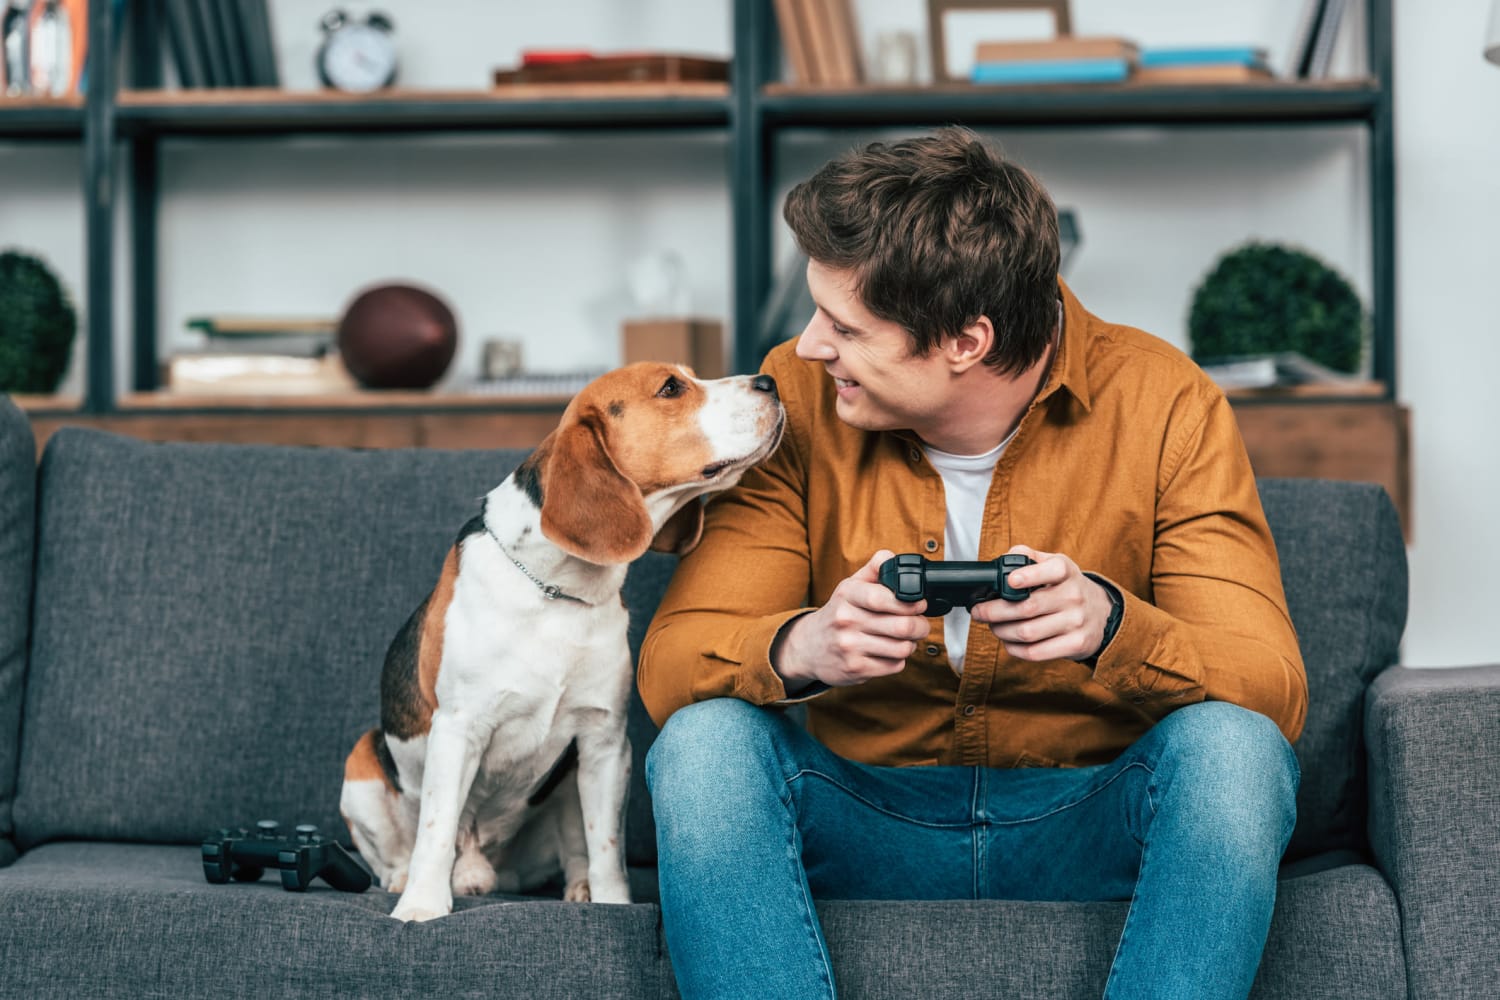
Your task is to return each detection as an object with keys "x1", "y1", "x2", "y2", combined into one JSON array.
[{"x1": 1090, "y1": 389, "x2": 1308, "y2": 743}]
